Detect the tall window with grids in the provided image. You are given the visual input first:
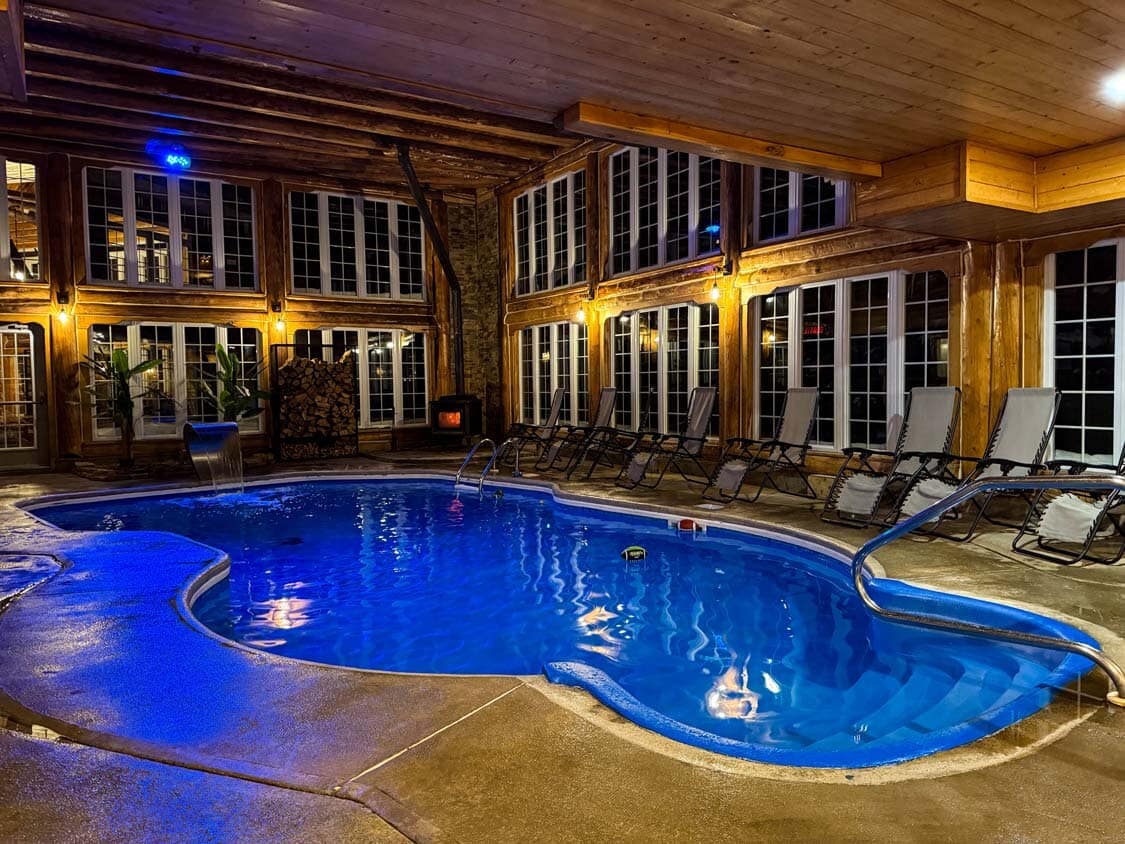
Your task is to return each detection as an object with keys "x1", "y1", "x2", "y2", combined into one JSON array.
[
  {"x1": 610, "y1": 303, "x2": 720, "y2": 435},
  {"x1": 754, "y1": 167, "x2": 847, "y2": 244},
  {"x1": 84, "y1": 167, "x2": 257, "y2": 289},
  {"x1": 513, "y1": 170, "x2": 587, "y2": 295},
  {"x1": 89, "y1": 323, "x2": 263, "y2": 438},
  {"x1": 293, "y1": 327, "x2": 429, "y2": 428},
  {"x1": 1, "y1": 159, "x2": 40, "y2": 282},
  {"x1": 847, "y1": 276, "x2": 890, "y2": 449},
  {"x1": 801, "y1": 285, "x2": 837, "y2": 445},
  {"x1": 754, "y1": 270, "x2": 949, "y2": 449},
  {"x1": 757, "y1": 293, "x2": 790, "y2": 439},
  {"x1": 515, "y1": 322, "x2": 589, "y2": 426},
  {"x1": 1048, "y1": 244, "x2": 1122, "y2": 463},
  {"x1": 287, "y1": 191, "x2": 424, "y2": 299},
  {"x1": 608, "y1": 147, "x2": 723, "y2": 277}
]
